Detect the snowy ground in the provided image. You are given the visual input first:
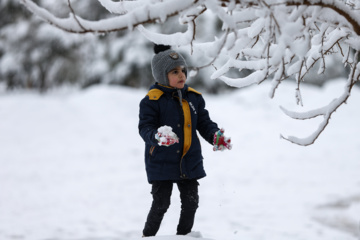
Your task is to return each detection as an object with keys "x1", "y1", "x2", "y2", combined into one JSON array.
[{"x1": 0, "y1": 79, "x2": 360, "y2": 240}]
